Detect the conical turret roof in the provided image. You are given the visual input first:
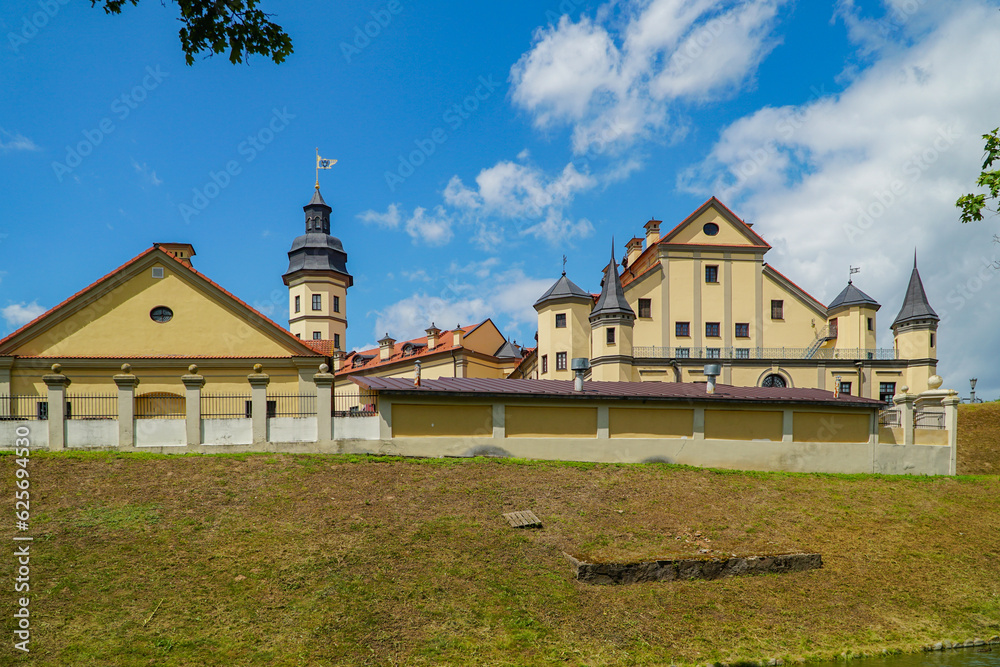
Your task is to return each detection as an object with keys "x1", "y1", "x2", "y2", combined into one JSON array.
[
  {"x1": 533, "y1": 274, "x2": 592, "y2": 309},
  {"x1": 891, "y1": 254, "x2": 938, "y2": 329},
  {"x1": 590, "y1": 240, "x2": 635, "y2": 321},
  {"x1": 828, "y1": 281, "x2": 880, "y2": 313}
]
